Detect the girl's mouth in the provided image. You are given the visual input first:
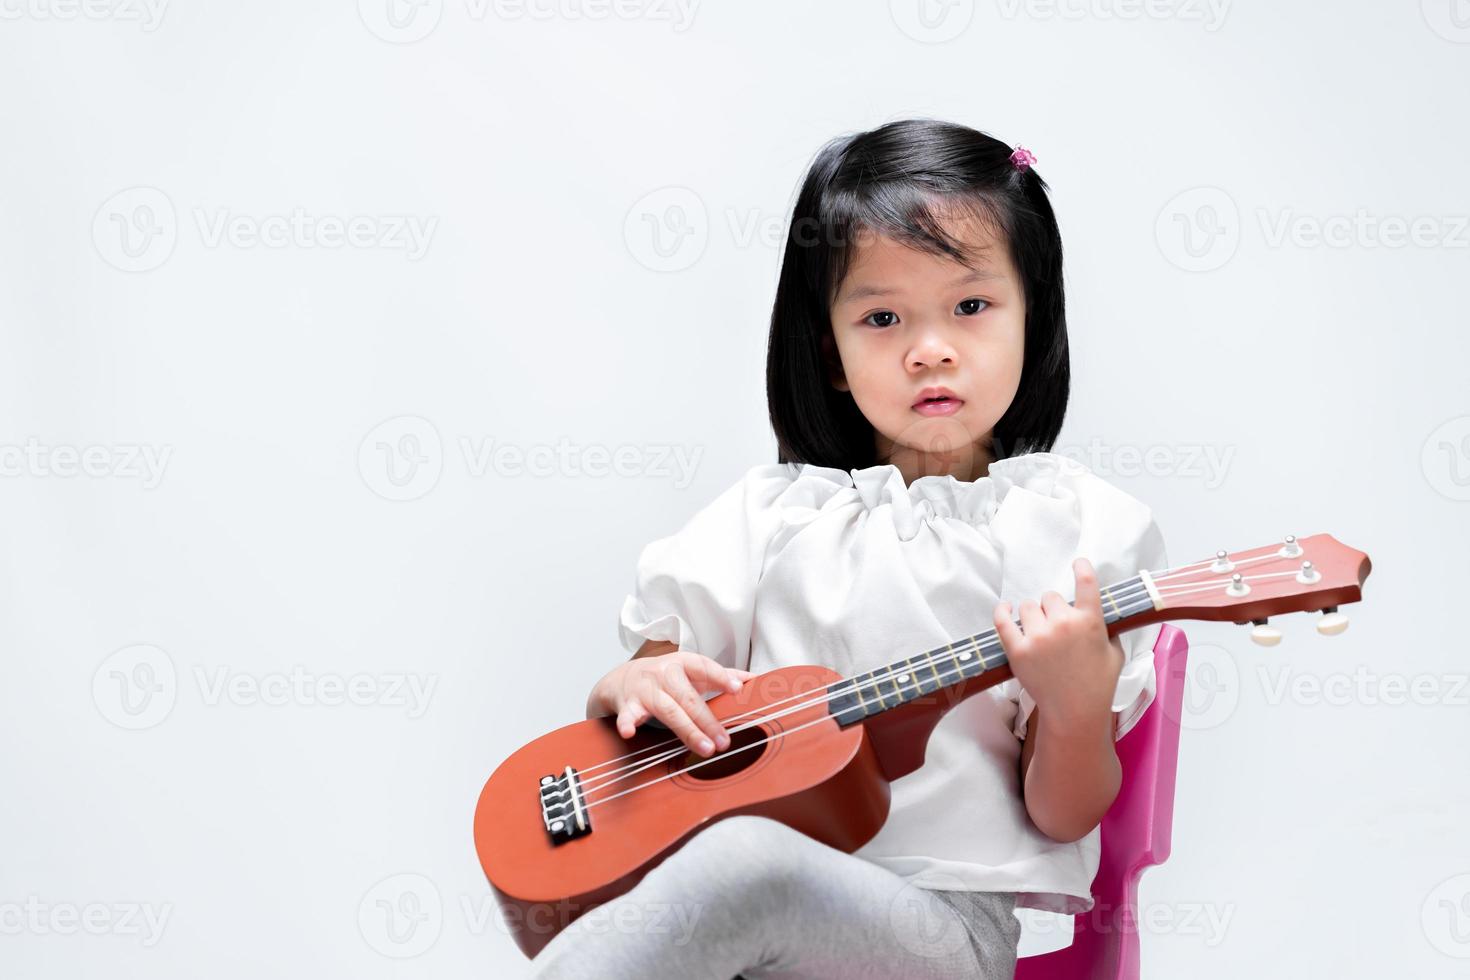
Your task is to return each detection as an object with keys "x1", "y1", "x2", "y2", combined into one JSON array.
[{"x1": 913, "y1": 397, "x2": 963, "y2": 416}]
